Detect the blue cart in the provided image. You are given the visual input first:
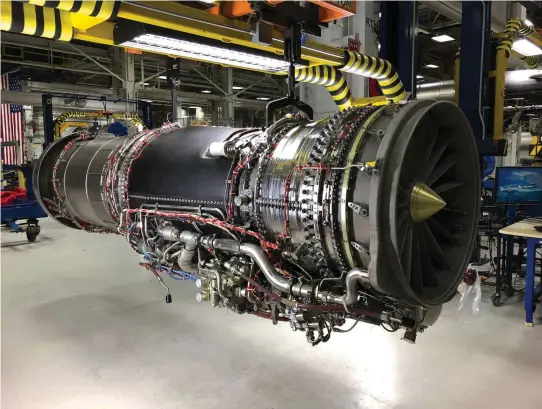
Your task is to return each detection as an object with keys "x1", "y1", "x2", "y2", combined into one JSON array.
[{"x1": 1, "y1": 164, "x2": 47, "y2": 242}]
